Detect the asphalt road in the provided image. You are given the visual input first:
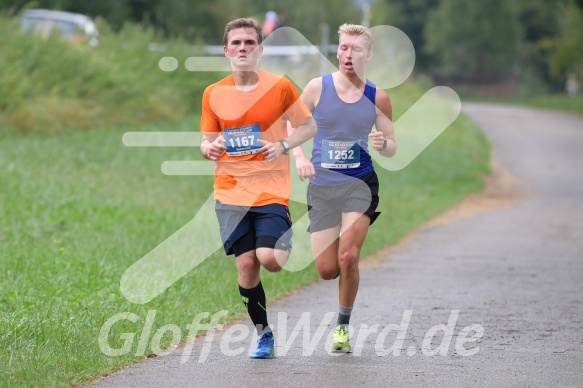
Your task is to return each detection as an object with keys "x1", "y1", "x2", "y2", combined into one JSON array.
[{"x1": 92, "y1": 103, "x2": 583, "y2": 387}]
